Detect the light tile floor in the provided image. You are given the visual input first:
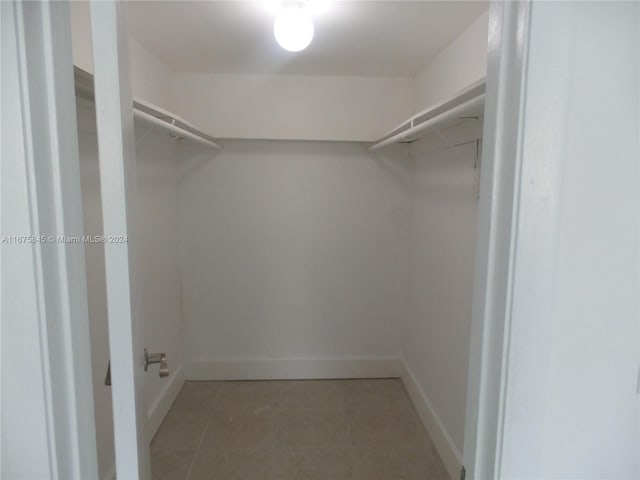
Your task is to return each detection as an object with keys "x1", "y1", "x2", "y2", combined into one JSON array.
[{"x1": 151, "y1": 379, "x2": 449, "y2": 480}]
